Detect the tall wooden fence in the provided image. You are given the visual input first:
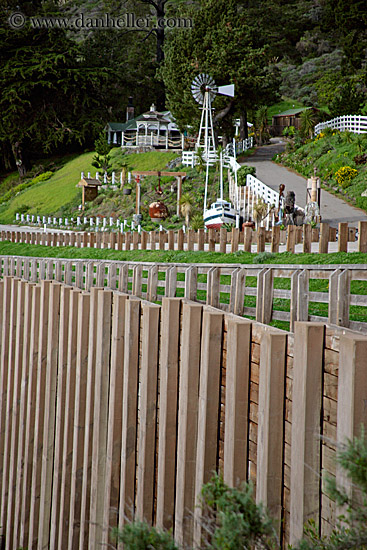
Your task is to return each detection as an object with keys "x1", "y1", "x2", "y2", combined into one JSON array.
[
  {"x1": 0, "y1": 255, "x2": 366, "y2": 333},
  {"x1": 0, "y1": 276, "x2": 366, "y2": 550},
  {"x1": 2, "y1": 220, "x2": 367, "y2": 254}
]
